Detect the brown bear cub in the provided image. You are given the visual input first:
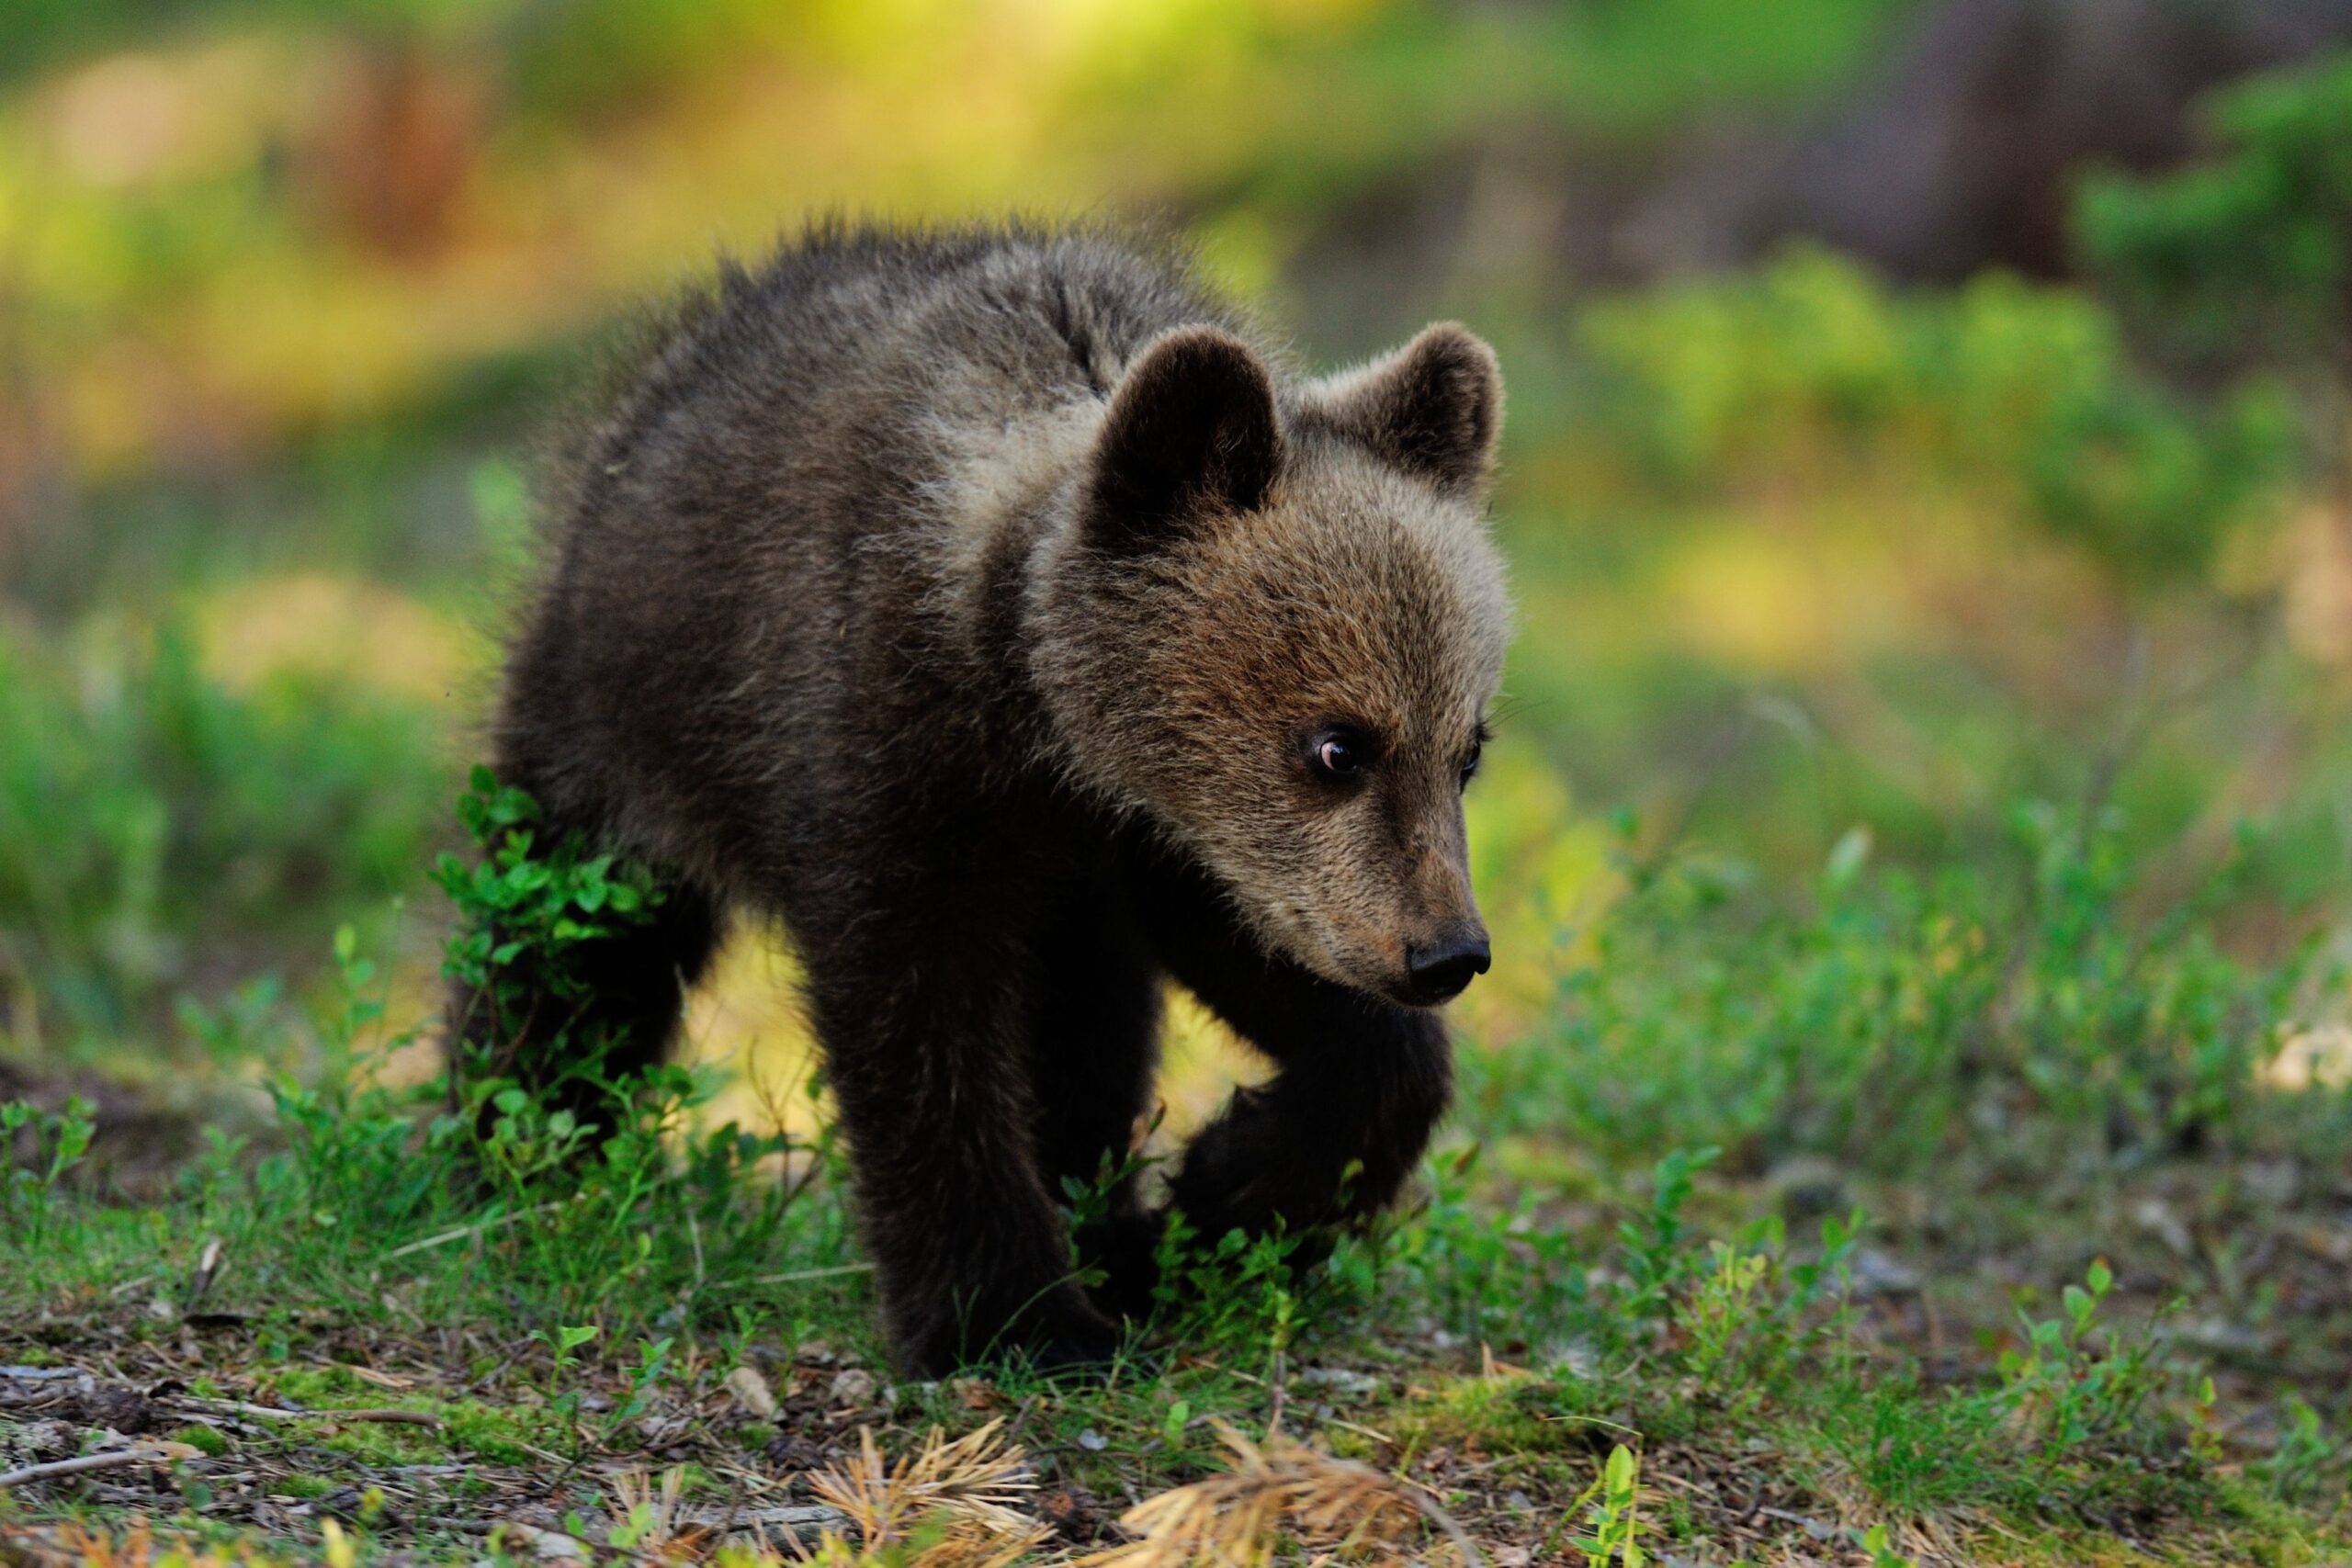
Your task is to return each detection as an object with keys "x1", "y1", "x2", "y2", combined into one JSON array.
[{"x1": 454, "y1": 220, "x2": 1511, "y2": 1377}]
